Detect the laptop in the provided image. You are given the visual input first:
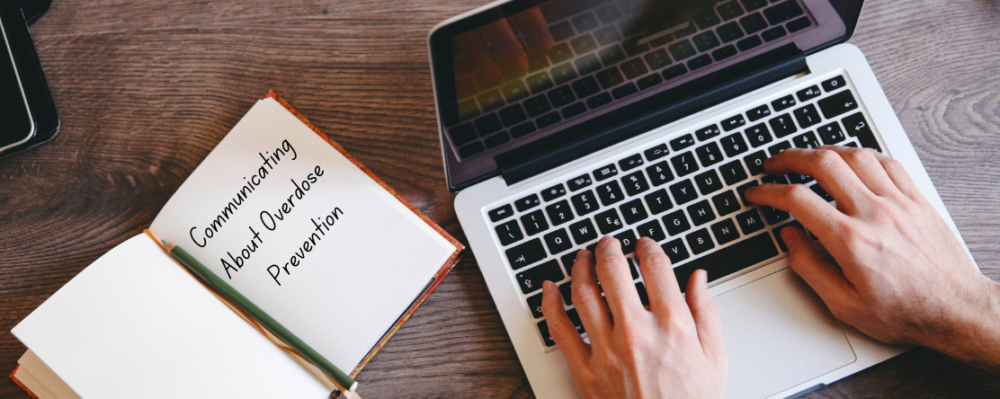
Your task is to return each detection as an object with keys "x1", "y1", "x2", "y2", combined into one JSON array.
[{"x1": 427, "y1": 0, "x2": 975, "y2": 397}]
